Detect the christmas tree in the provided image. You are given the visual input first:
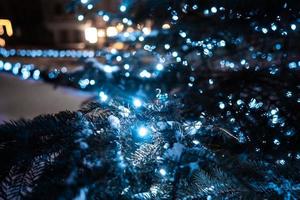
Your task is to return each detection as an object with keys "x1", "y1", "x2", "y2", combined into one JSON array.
[{"x1": 0, "y1": 0, "x2": 300, "y2": 199}]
